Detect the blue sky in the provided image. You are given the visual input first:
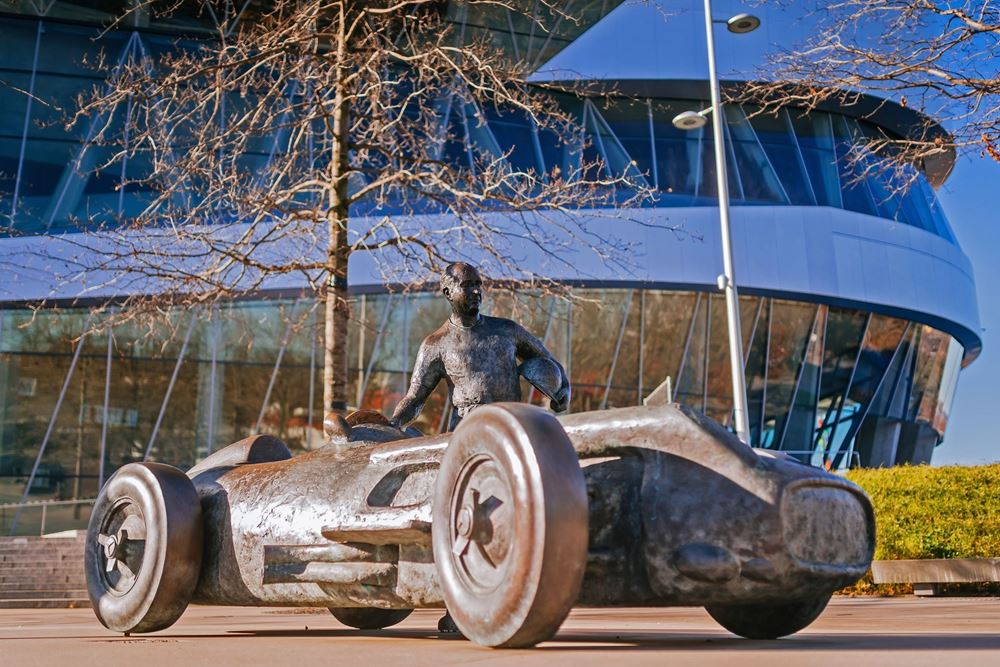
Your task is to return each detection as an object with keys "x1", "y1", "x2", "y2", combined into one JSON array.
[{"x1": 929, "y1": 157, "x2": 1000, "y2": 465}]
